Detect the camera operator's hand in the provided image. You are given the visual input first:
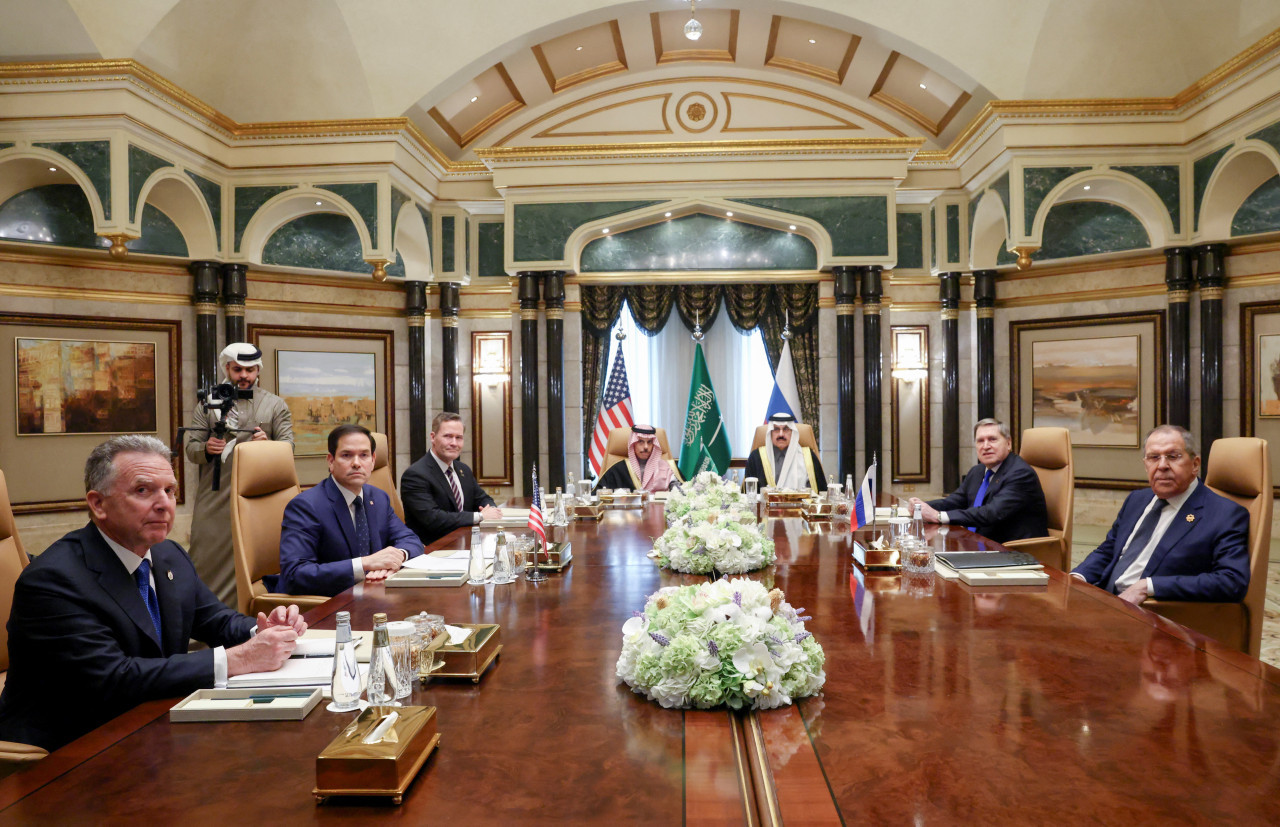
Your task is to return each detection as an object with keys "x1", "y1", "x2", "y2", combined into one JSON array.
[
  {"x1": 205, "y1": 435, "x2": 227, "y2": 455},
  {"x1": 251, "y1": 427, "x2": 268, "y2": 442}
]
